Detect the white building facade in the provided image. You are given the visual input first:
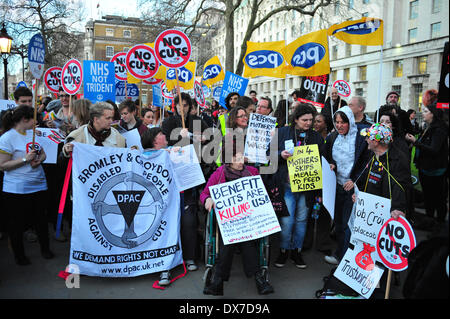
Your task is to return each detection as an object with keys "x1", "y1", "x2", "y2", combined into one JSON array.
[{"x1": 211, "y1": 0, "x2": 449, "y2": 113}]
